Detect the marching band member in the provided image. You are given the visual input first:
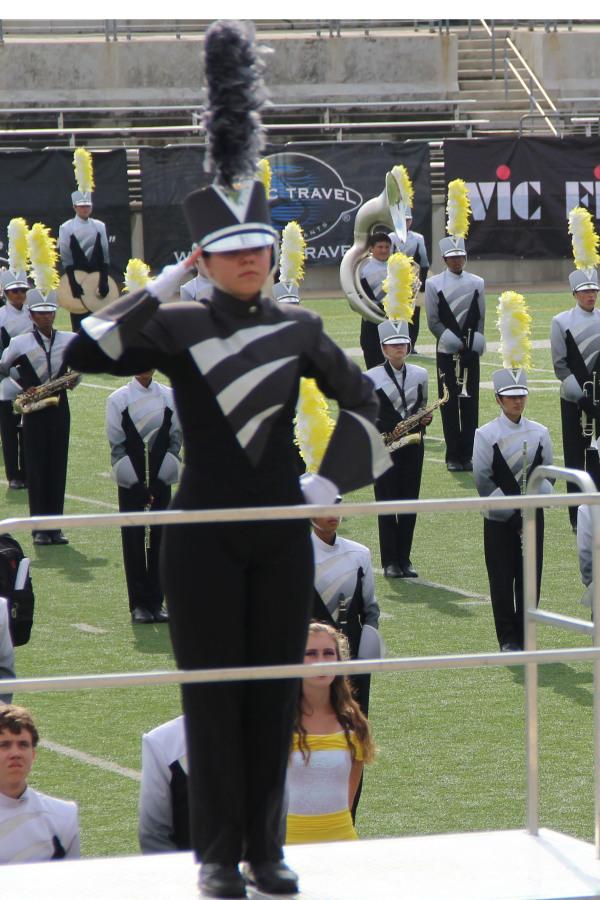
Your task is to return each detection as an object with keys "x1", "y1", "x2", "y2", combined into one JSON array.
[
  {"x1": 0, "y1": 225, "x2": 77, "y2": 545},
  {"x1": 65, "y1": 21, "x2": 390, "y2": 899},
  {"x1": 425, "y1": 179, "x2": 485, "y2": 472},
  {"x1": 366, "y1": 253, "x2": 434, "y2": 579},
  {"x1": 550, "y1": 207, "x2": 600, "y2": 530},
  {"x1": 474, "y1": 292, "x2": 553, "y2": 651},
  {"x1": 58, "y1": 148, "x2": 113, "y2": 331},
  {"x1": 388, "y1": 207, "x2": 430, "y2": 352},
  {"x1": 358, "y1": 231, "x2": 391, "y2": 368},
  {"x1": 139, "y1": 715, "x2": 189, "y2": 853},
  {"x1": 0, "y1": 219, "x2": 32, "y2": 489}
]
